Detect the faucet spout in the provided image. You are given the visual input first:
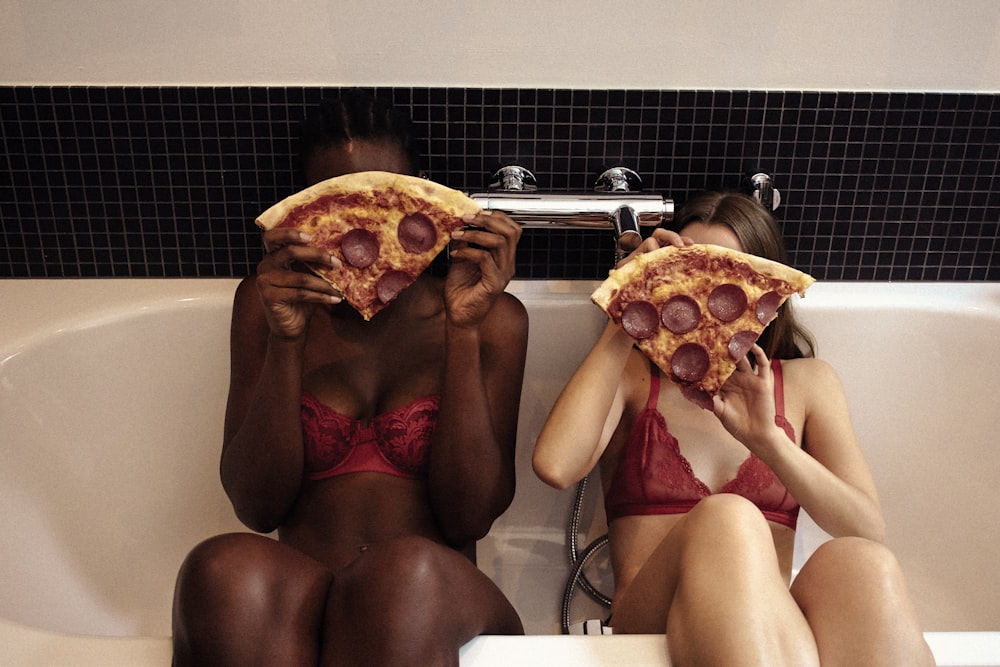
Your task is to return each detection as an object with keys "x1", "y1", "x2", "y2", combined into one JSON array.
[{"x1": 612, "y1": 205, "x2": 641, "y2": 253}]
